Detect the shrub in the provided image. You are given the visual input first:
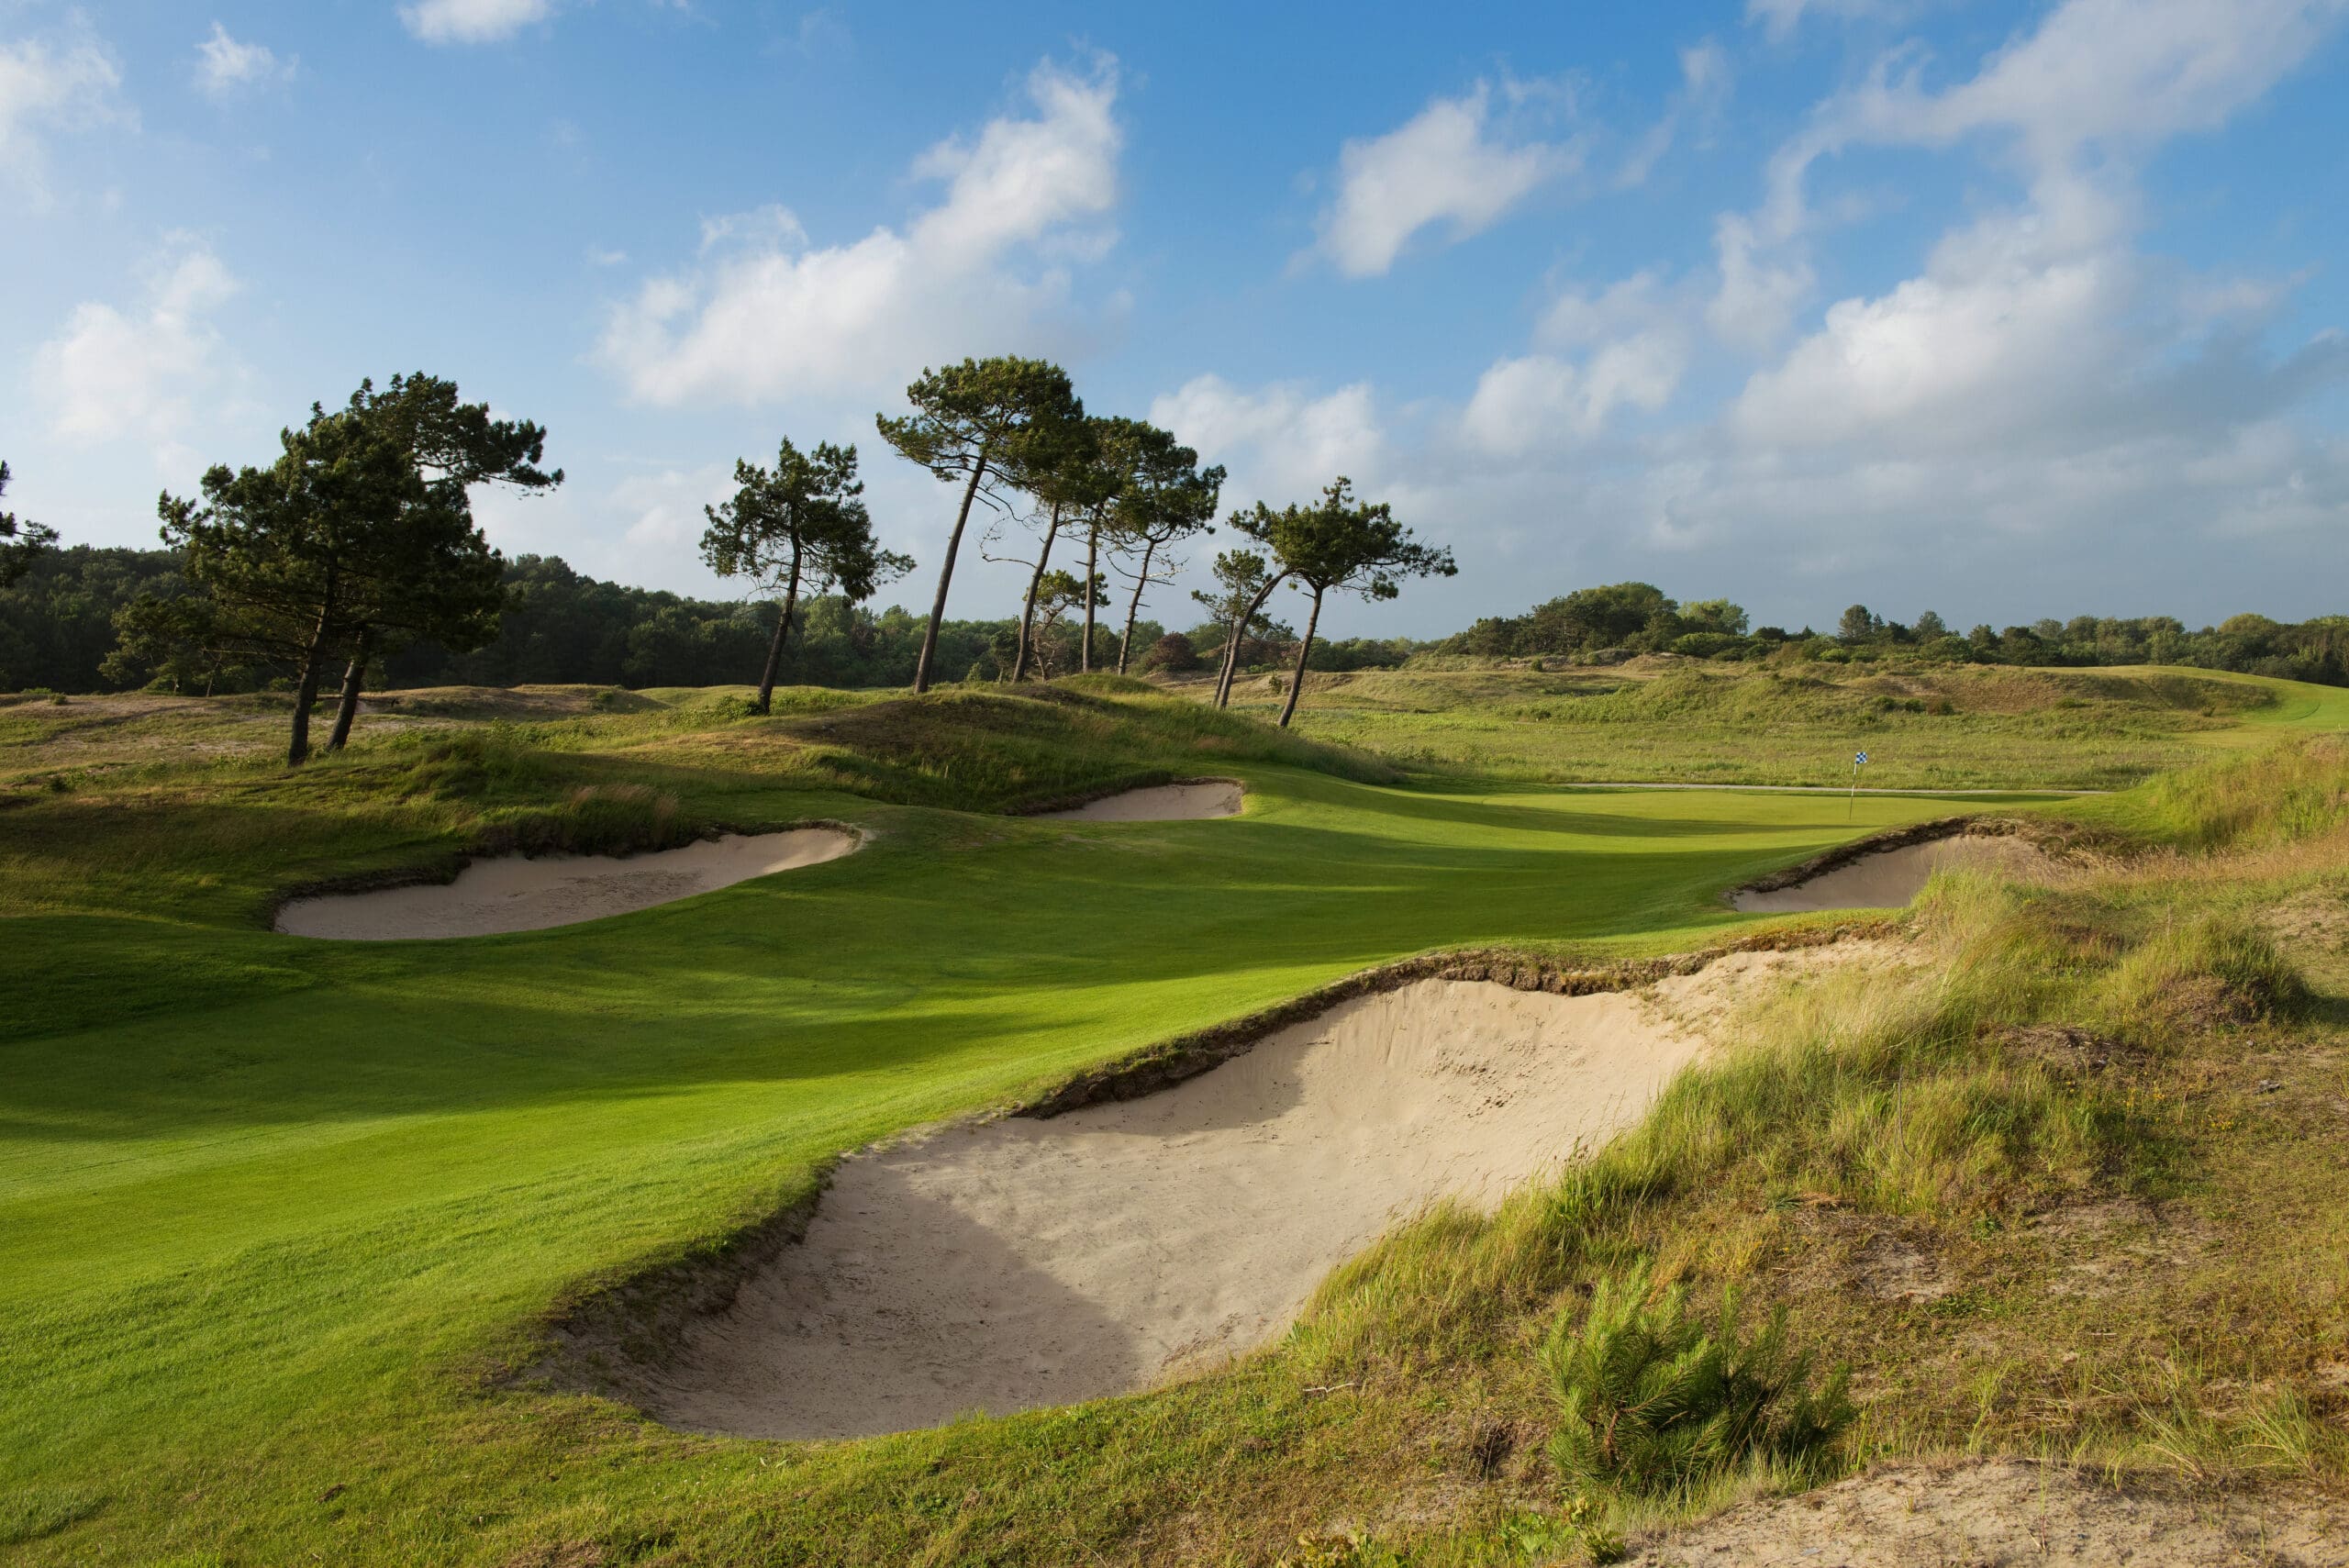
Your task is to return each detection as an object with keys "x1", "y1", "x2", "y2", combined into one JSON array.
[
  {"x1": 1668, "y1": 631, "x2": 1748, "y2": 660},
  {"x1": 1141, "y1": 632, "x2": 1200, "y2": 673},
  {"x1": 1542, "y1": 1262, "x2": 1853, "y2": 1496}
]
